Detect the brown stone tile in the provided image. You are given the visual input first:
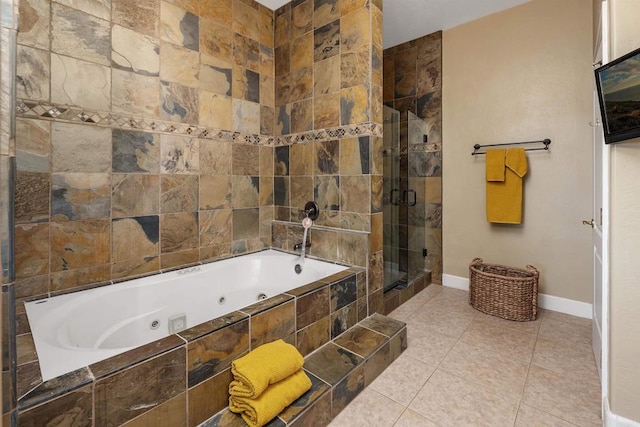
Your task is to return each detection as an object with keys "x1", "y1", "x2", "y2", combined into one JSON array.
[
  {"x1": 290, "y1": 143, "x2": 314, "y2": 176},
  {"x1": 340, "y1": 7, "x2": 370, "y2": 52},
  {"x1": 14, "y1": 223, "x2": 49, "y2": 279},
  {"x1": 364, "y1": 341, "x2": 391, "y2": 385},
  {"x1": 199, "y1": 209, "x2": 233, "y2": 248},
  {"x1": 360, "y1": 313, "x2": 406, "y2": 338},
  {"x1": 112, "y1": 216, "x2": 159, "y2": 263},
  {"x1": 250, "y1": 300, "x2": 296, "y2": 348},
  {"x1": 330, "y1": 274, "x2": 358, "y2": 313},
  {"x1": 16, "y1": 117, "x2": 50, "y2": 172},
  {"x1": 340, "y1": 175, "x2": 370, "y2": 214},
  {"x1": 314, "y1": 0, "x2": 339, "y2": 29},
  {"x1": 187, "y1": 319, "x2": 249, "y2": 387},
  {"x1": 314, "y1": 19, "x2": 339, "y2": 62},
  {"x1": 160, "y1": 81, "x2": 199, "y2": 124},
  {"x1": 160, "y1": 212, "x2": 198, "y2": 253},
  {"x1": 50, "y1": 173, "x2": 110, "y2": 221},
  {"x1": 159, "y1": 42, "x2": 198, "y2": 90},
  {"x1": 161, "y1": 175, "x2": 198, "y2": 213},
  {"x1": 188, "y1": 368, "x2": 233, "y2": 426},
  {"x1": 304, "y1": 342, "x2": 363, "y2": 385},
  {"x1": 199, "y1": 175, "x2": 232, "y2": 210},
  {"x1": 50, "y1": 219, "x2": 109, "y2": 272},
  {"x1": 160, "y1": 135, "x2": 199, "y2": 174},
  {"x1": 112, "y1": 257, "x2": 160, "y2": 281},
  {"x1": 232, "y1": 176, "x2": 260, "y2": 208},
  {"x1": 331, "y1": 302, "x2": 358, "y2": 339},
  {"x1": 291, "y1": 66, "x2": 313, "y2": 102},
  {"x1": 314, "y1": 56, "x2": 339, "y2": 98},
  {"x1": 315, "y1": 140, "x2": 339, "y2": 175},
  {"x1": 112, "y1": 174, "x2": 160, "y2": 218},
  {"x1": 291, "y1": 0, "x2": 312, "y2": 38},
  {"x1": 200, "y1": 140, "x2": 232, "y2": 175},
  {"x1": 18, "y1": 385, "x2": 92, "y2": 427},
  {"x1": 200, "y1": 0, "x2": 232, "y2": 26},
  {"x1": 160, "y1": 2, "x2": 199, "y2": 51},
  {"x1": 274, "y1": 9, "x2": 291, "y2": 48},
  {"x1": 297, "y1": 287, "x2": 330, "y2": 329},
  {"x1": 261, "y1": 105, "x2": 275, "y2": 135},
  {"x1": 52, "y1": 123, "x2": 111, "y2": 173},
  {"x1": 341, "y1": 84, "x2": 370, "y2": 125},
  {"x1": 15, "y1": 171, "x2": 49, "y2": 224},
  {"x1": 233, "y1": 0, "x2": 260, "y2": 41},
  {"x1": 291, "y1": 99, "x2": 313, "y2": 133},
  {"x1": 290, "y1": 32, "x2": 314, "y2": 74},
  {"x1": 334, "y1": 324, "x2": 387, "y2": 359},
  {"x1": 16, "y1": 333, "x2": 37, "y2": 366},
  {"x1": 331, "y1": 363, "x2": 365, "y2": 417},
  {"x1": 314, "y1": 92, "x2": 340, "y2": 129},
  {"x1": 275, "y1": 43, "x2": 290, "y2": 77},
  {"x1": 49, "y1": 265, "x2": 111, "y2": 293},
  {"x1": 232, "y1": 144, "x2": 260, "y2": 175},
  {"x1": 278, "y1": 372, "x2": 331, "y2": 424},
  {"x1": 341, "y1": 47, "x2": 370, "y2": 89},
  {"x1": 232, "y1": 208, "x2": 260, "y2": 241},
  {"x1": 161, "y1": 248, "x2": 200, "y2": 270},
  {"x1": 290, "y1": 176, "x2": 313, "y2": 209},
  {"x1": 95, "y1": 348, "x2": 186, "y2": 426},
  {"x1": 90, "y1": 335, "x2": 184, "y2": 379},
  {"x1": 122, "y1": 393, "x2": 187, "y2": 427},
  {"x1": 297, "y1": 316, "x2": 331, "y2": 356},
  {"x1": 233, "y1": 34, "x2": 260, "y2": 74},
  {"x1": 259, "y1": 9, "x2": 274, "y2": 48},
  {"x1": 200, "y1": 18, "x2": 233, "y2": 64}
]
